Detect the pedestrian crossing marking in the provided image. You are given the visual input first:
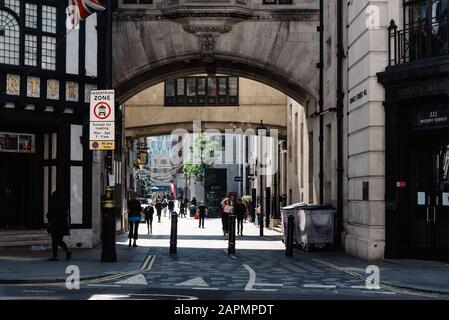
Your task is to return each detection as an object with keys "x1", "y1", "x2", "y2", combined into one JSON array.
[
  {"x1": 176, "y1": 277, "x2": 209, "y2": 287},
  {"x1": 115, "y1": 274, "x2": 148, "y2": 285}
]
